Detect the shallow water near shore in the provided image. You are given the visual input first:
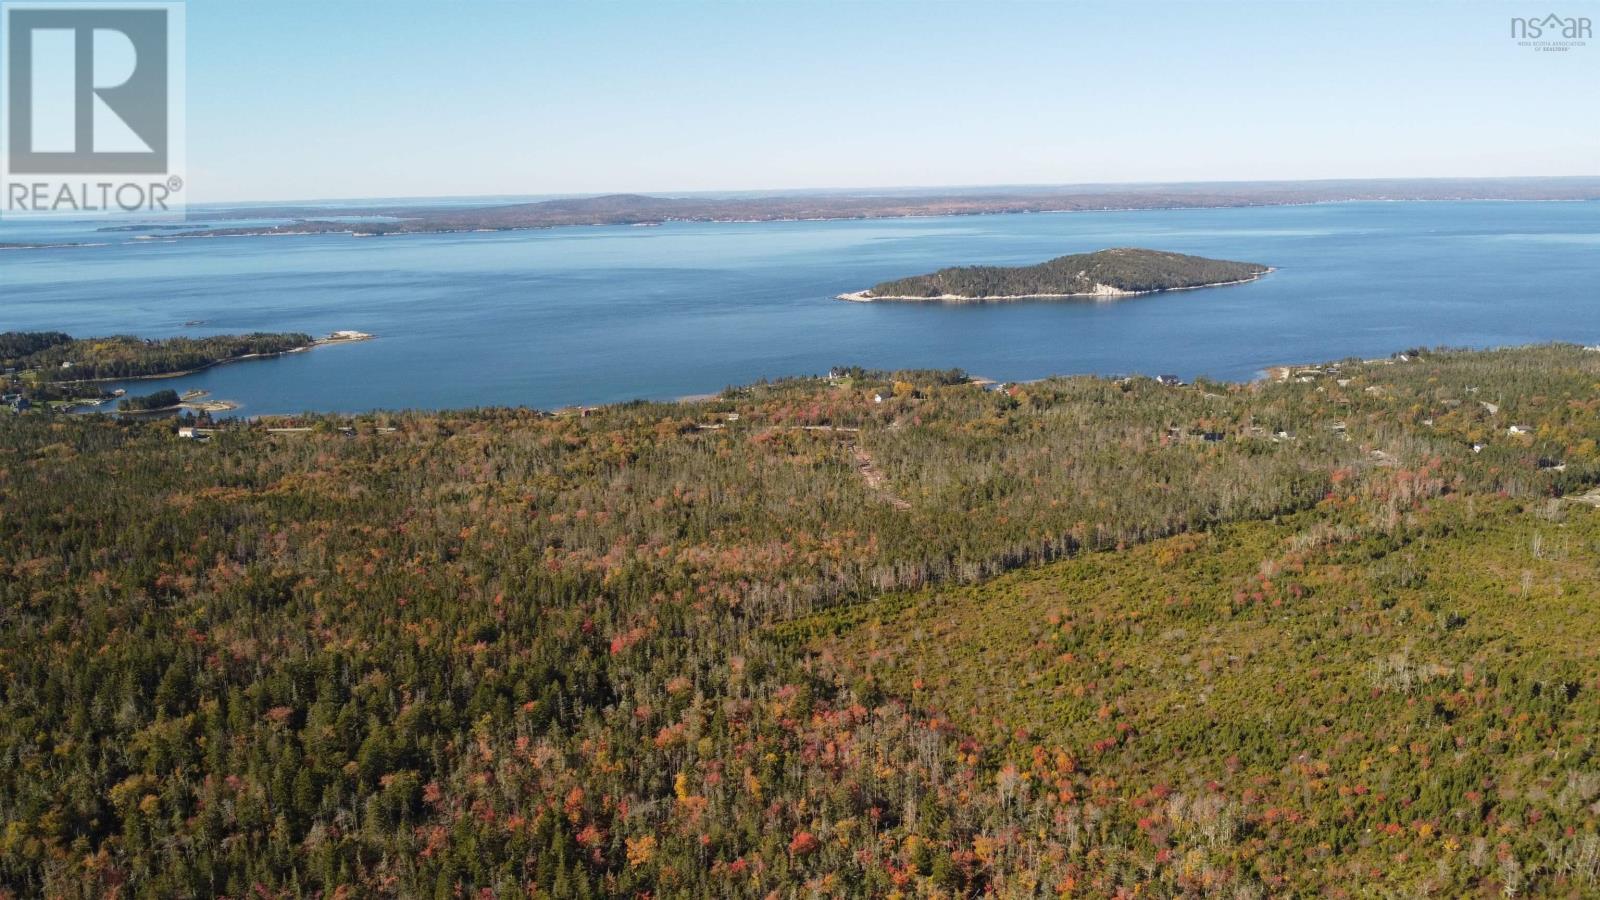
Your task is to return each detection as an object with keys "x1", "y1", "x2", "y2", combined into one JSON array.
[{"x1": 3, "y1": 200, "x2": 1597, "y2": 415}]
